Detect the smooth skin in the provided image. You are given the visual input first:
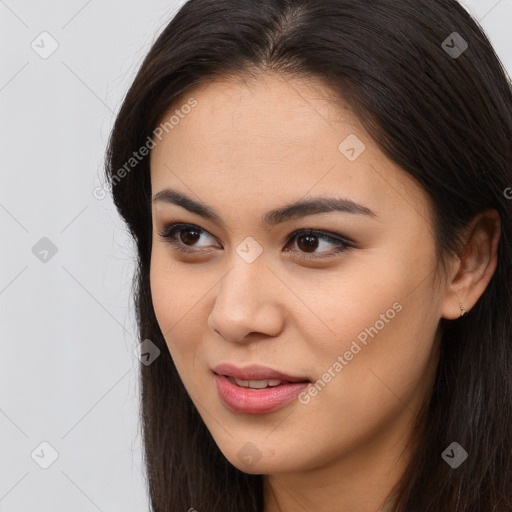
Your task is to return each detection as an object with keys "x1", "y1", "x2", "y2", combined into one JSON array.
[{"x1": 149, "y1": 73, "x2": 500, "y2": 512}]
